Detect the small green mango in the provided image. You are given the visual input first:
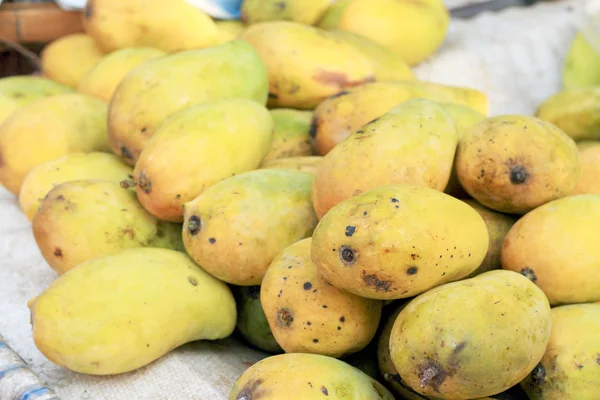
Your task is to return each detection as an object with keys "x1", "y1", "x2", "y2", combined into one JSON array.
[{"x1": 563, "y1": 31, "x2": 600, "y2": 89}]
